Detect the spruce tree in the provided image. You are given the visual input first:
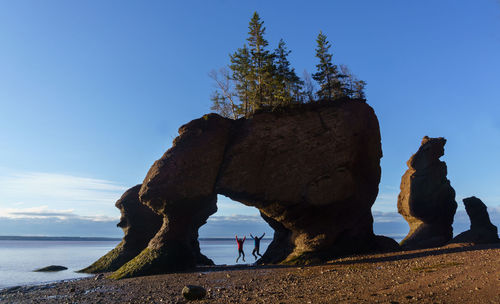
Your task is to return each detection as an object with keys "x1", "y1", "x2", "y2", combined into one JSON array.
[
  {"x1": 246, "y1": 12, "x2": 275, "y2": 109},
  {"x1": 274, "y1": 39, "x2": 303, "y2": 105},
  {"x1": 352, "y1": 79, "x2": 366, "y2": 100},
  {"x1": 211, "y1": 12, "x2": 369, "y2": 119},
  {"x1": 312, "y1": 31, "x2": 342, "y2": 100},
  {"x1": 229, "y1": 45, "x2": 253, "y2": 116}
]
